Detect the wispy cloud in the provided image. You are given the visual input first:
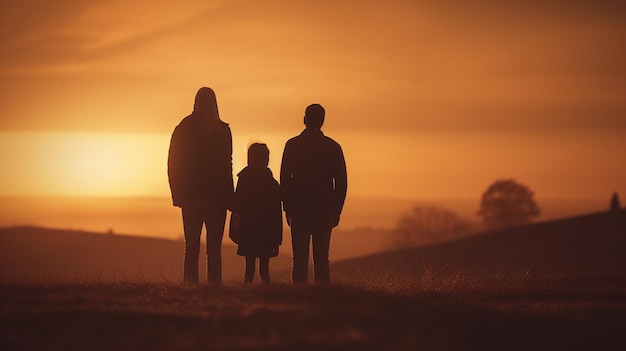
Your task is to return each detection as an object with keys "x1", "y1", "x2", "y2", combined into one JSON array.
[
  {"x1": 0, "y1": 0, "x2": 624, "y2": 134},
  {"x1": 0, "y1": 0, "x2": 226, "y2": 74}
]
